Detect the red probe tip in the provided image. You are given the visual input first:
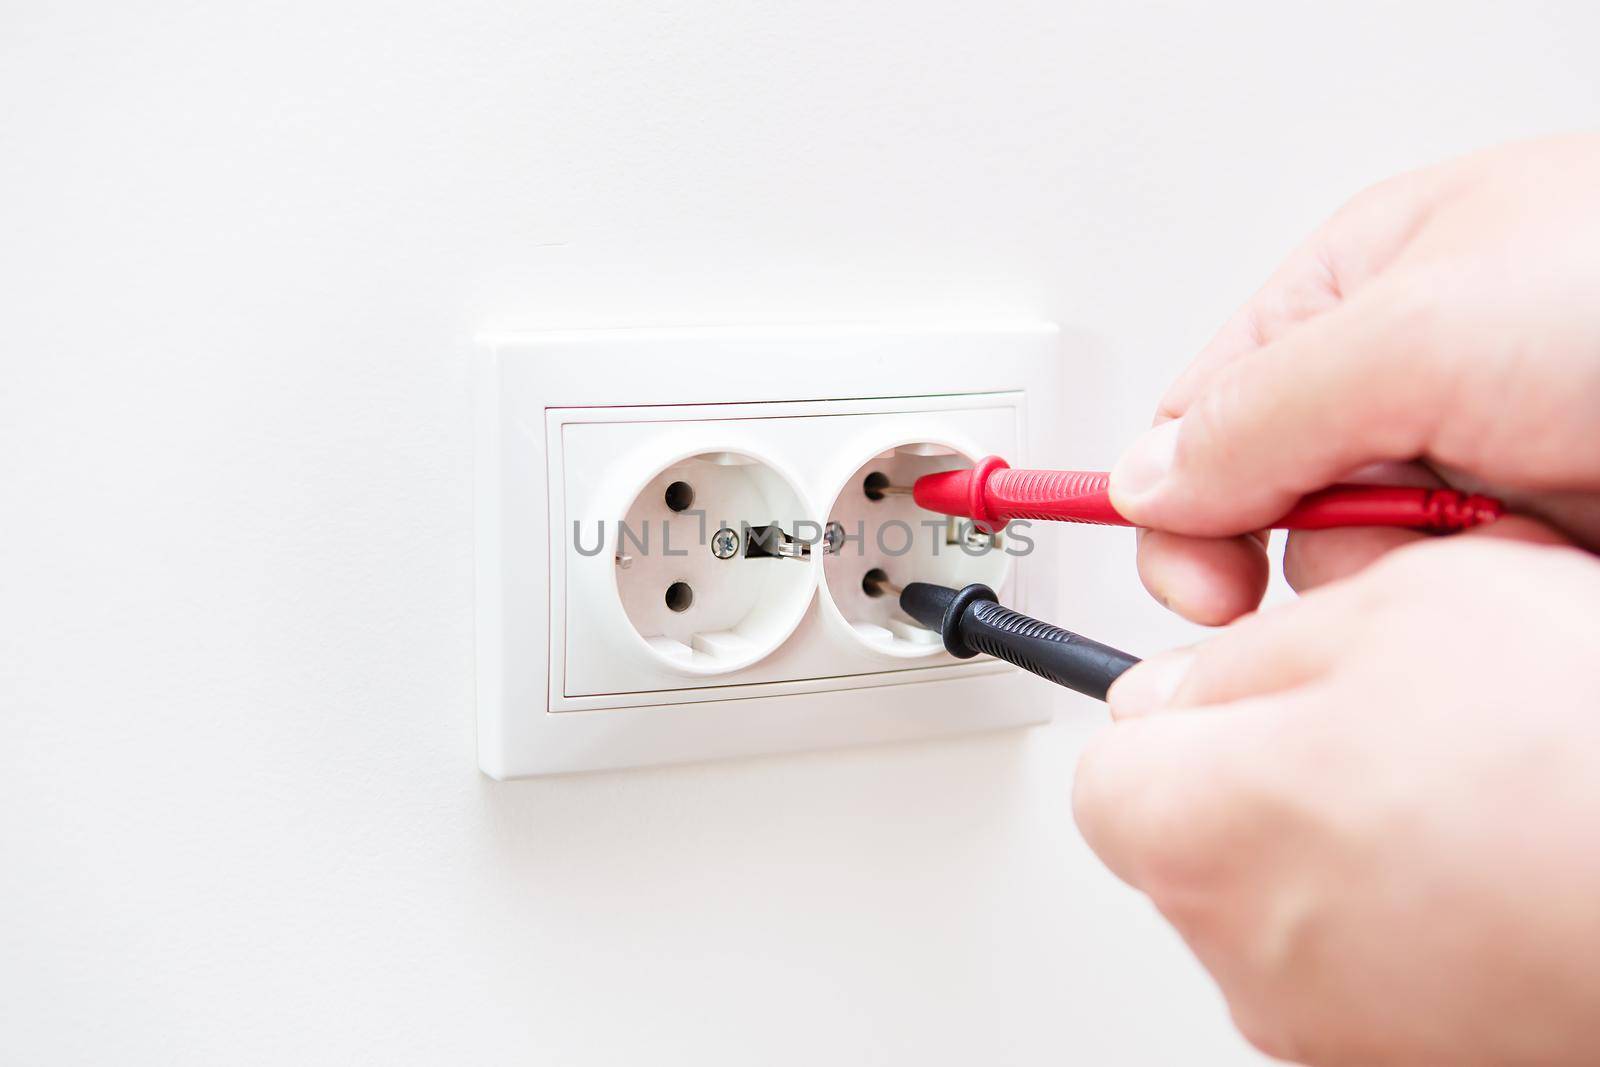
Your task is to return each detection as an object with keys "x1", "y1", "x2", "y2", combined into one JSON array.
[{"x1": 911, "y1": 457, "x2": 1010, "y2": 533}]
